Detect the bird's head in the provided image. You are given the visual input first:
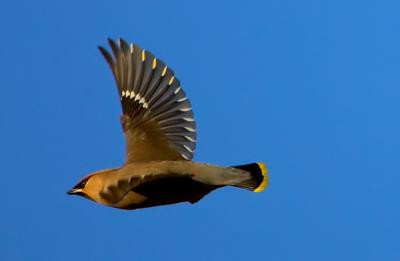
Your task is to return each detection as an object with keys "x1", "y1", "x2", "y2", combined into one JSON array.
[{"x1": 67, "y1": 168, "x2": 117, "y2": 202}]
